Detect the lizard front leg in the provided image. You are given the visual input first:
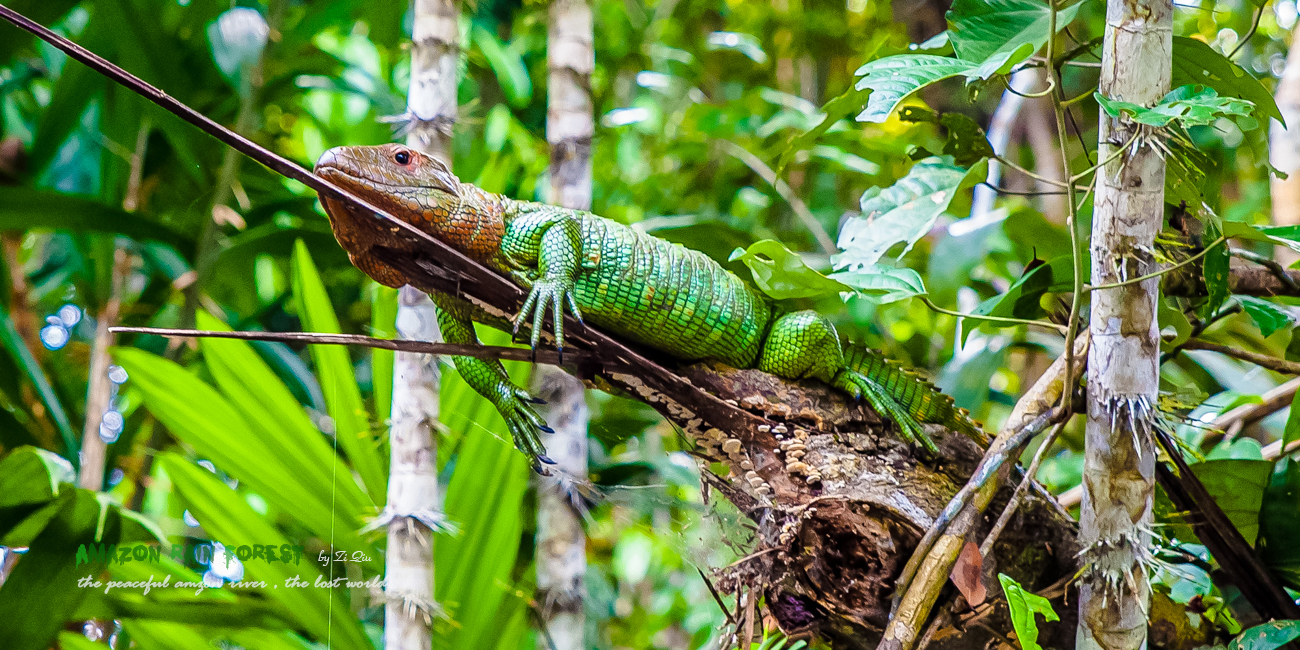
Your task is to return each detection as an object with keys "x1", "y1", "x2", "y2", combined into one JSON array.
[
  {"x1": 430, "y1": 293, "x2": 556, "y2": 470},
  {"x1": 502, "y1": 206, "x2": 584, "y2": 355}
]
